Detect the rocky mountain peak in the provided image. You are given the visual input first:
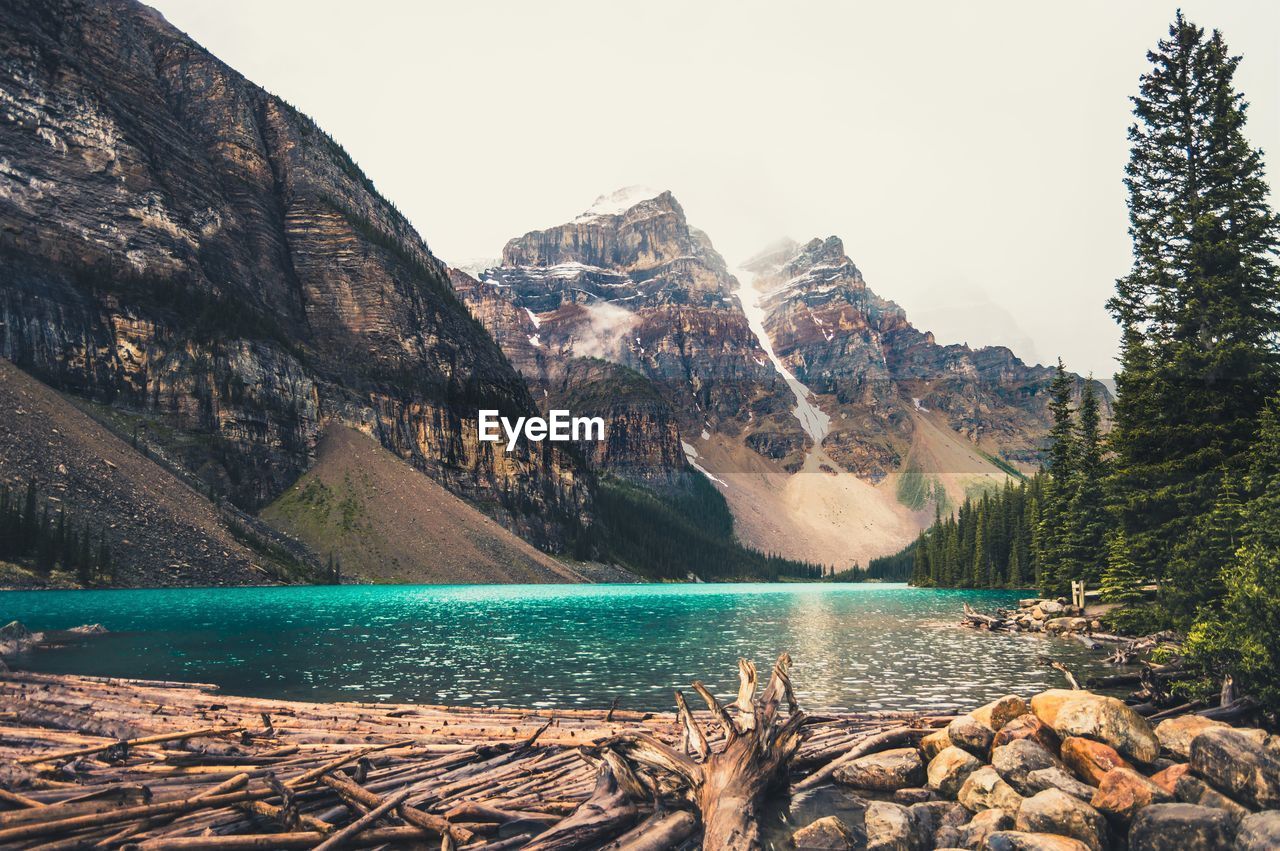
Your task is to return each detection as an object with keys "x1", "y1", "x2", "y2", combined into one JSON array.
[
  {"x1": 499, "y1": 187, "x2": 721, "y2": 284},
  {"x1": 573, "y1": 185, "x2": 669, "y2": 222}
]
